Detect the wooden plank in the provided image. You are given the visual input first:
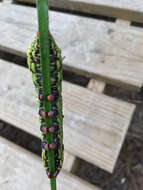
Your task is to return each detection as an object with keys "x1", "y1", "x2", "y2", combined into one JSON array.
[
  {"x1": 13, "y1": 0, "x2": 143, "y2": 23},
  {"x1": 0, "y1": 4, "x2": 143, "y2": 91},
  {"x1": 63, "y1": 152, "x2": 76, "y2": 173},
  {"x1": 3, "y1": 0, "x2": 12, "y2": 3},
  {"x1": 116, "y1": 19, "x2": 130, "y2": 26},
  {"x1": 87, "y1": 79, "x2": 105, "y2": 93},
  {"x1": 0, "y1": 60, "x2": 135, "y2": 172},
  {"x1": 0, "y1": 137, "x2": 100, "y2": 190}
]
